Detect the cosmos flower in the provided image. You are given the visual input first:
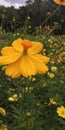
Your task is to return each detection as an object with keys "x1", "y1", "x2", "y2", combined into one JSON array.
[
  {"x1": 45, "y1": 25, "x2": 51, "y2": 31},
  {"x1": 0, "y1": 38, "x2": 50, "y2": 78},
  {"x1": 54, "y1": 0, "x2": 65, "y2": 6},
  {"x1": 57, "y1": 106, "x2": 65, "y2": 118}
]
